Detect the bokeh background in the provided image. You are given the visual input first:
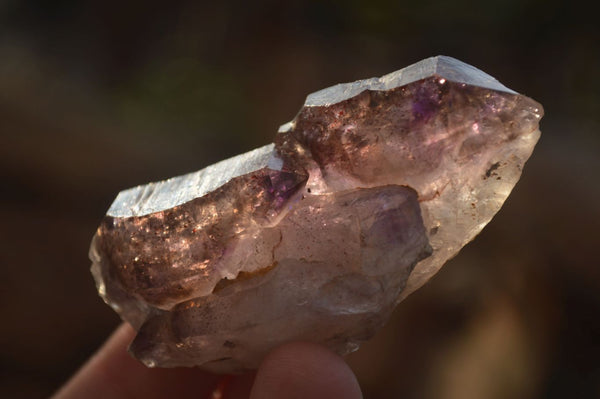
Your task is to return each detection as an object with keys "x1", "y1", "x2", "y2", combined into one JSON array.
[{"x1": 1, "y1": 1, "x2": 598, "y2": 398}]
